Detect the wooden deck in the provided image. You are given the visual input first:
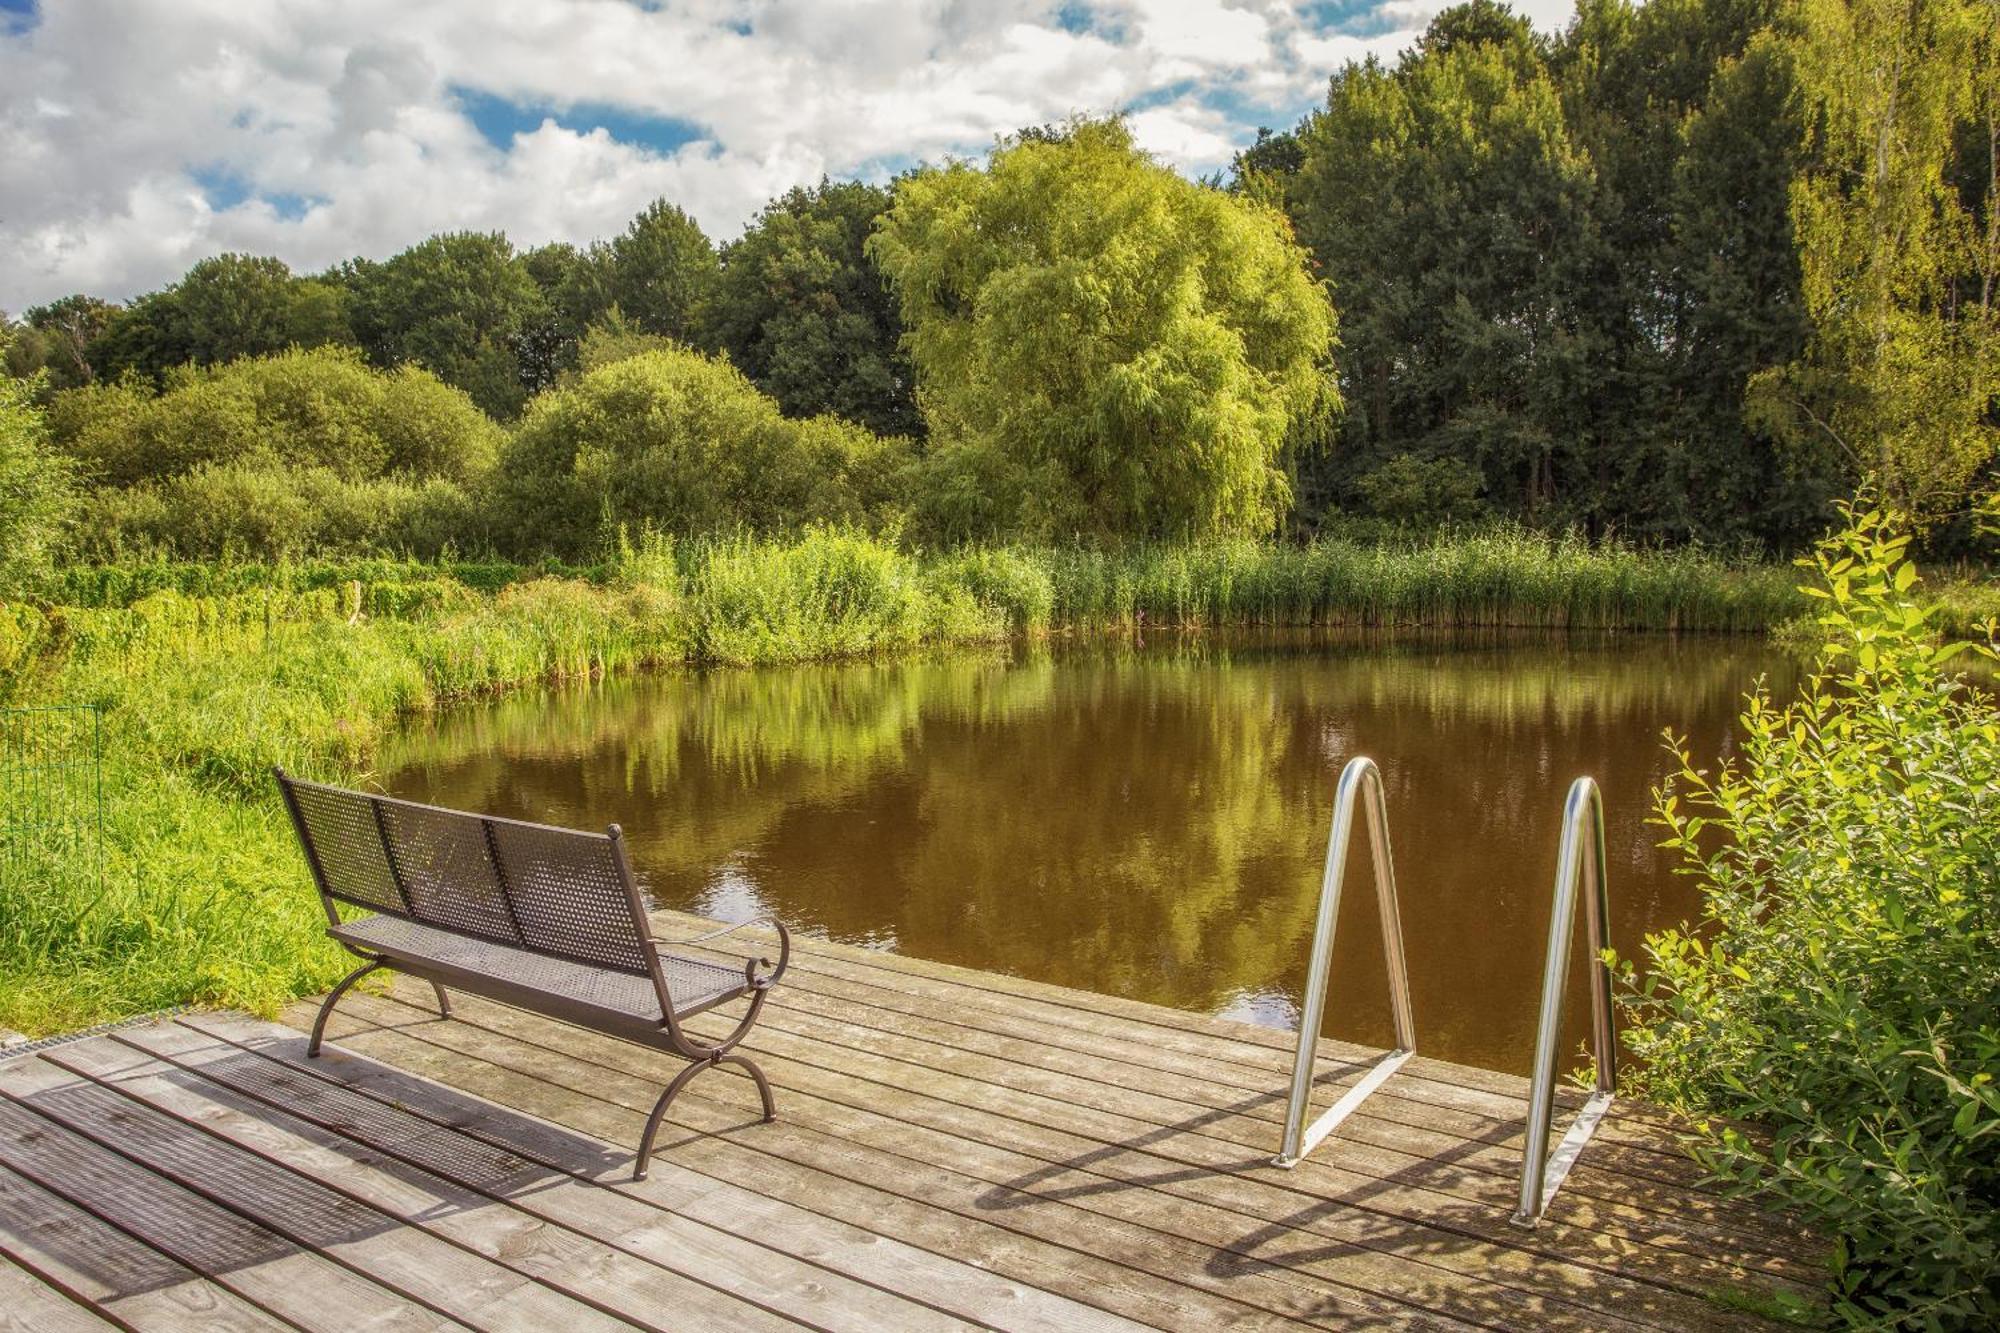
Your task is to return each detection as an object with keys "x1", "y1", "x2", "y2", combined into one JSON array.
[{"x1": 0, "y1": 914, "x2": 1821, "y2": 1330}]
